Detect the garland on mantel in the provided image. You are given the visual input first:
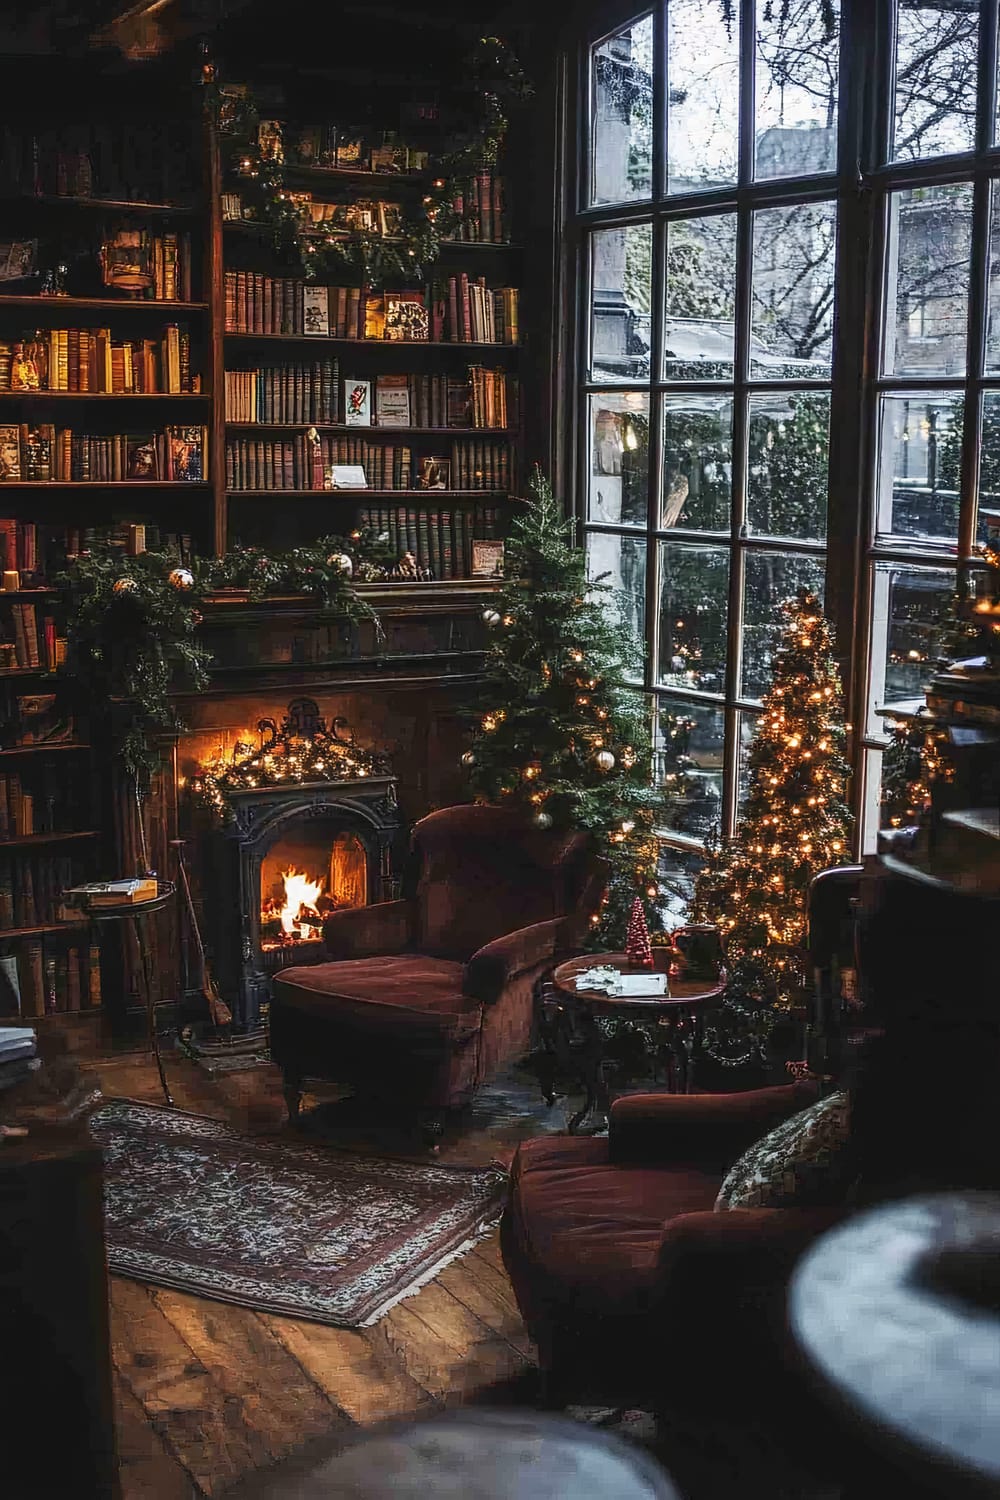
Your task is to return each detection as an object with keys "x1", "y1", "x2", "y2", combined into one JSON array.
[
  {"x1": 216, "y1": 36, "x2": 533, "y2": 287},
  {"x1": 55, "y1": 529, "x2": 395, "y2": 790}
]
